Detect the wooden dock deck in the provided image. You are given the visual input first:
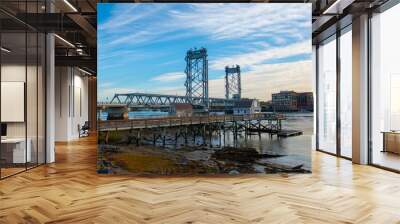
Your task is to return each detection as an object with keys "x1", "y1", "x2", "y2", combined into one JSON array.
[
  {"x1": 277, "y1": 130, "x2": 303, "y2": 137},
  {"x1": 98, "y1": 113, "x2": 285, "y2": 131}
]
